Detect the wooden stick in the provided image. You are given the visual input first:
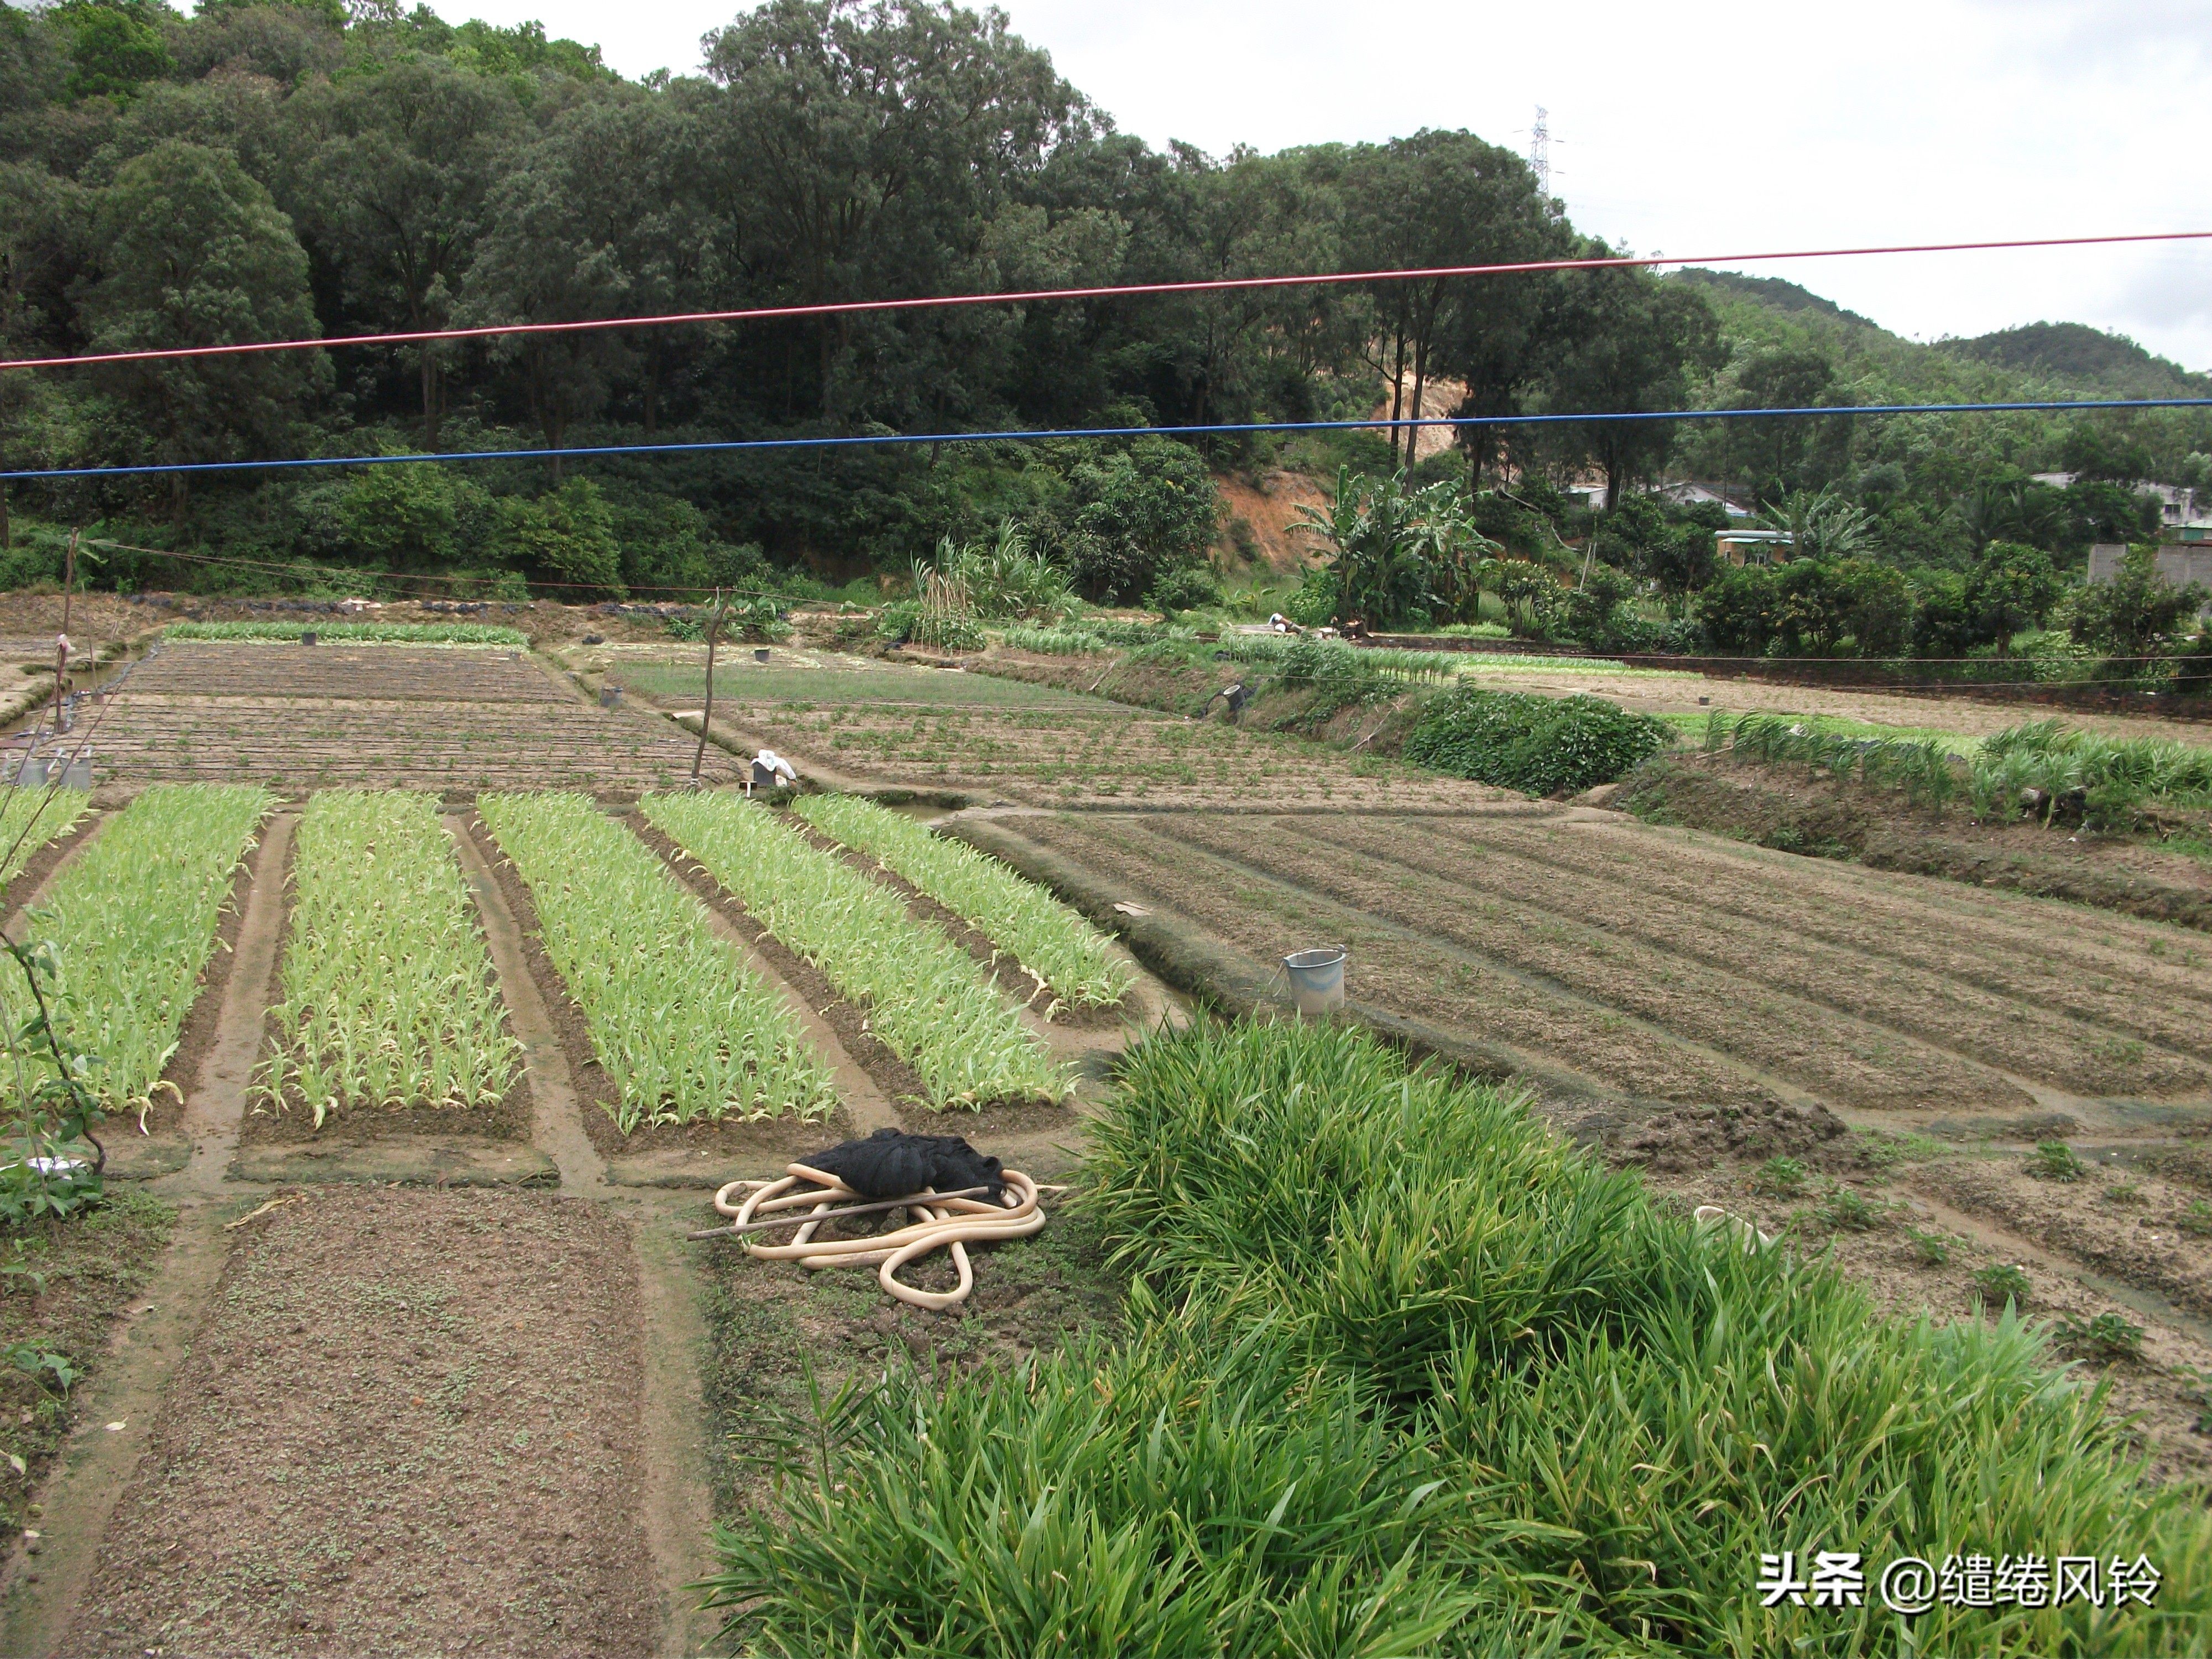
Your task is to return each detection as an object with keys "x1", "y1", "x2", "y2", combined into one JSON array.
[
  {"x1": 690, "y1": 587, "x2": 725, "y2": 784},
  {"x1": 686, "y1": 1185, "x2": 992, "y2": 1240}
]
